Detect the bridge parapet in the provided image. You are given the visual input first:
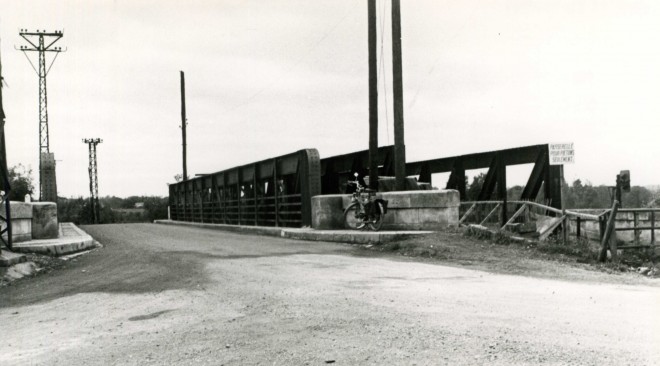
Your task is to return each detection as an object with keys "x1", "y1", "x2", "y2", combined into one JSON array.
[{"x1": 168, "y1": 149, "x2": 321, "y2": 228}]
